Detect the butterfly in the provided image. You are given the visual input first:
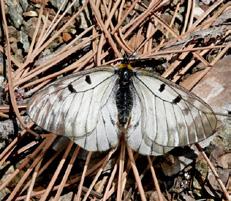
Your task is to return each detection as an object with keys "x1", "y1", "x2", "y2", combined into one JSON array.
[{"x1": 27, "y1": 62, "x2": 217, "y2": 155}]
